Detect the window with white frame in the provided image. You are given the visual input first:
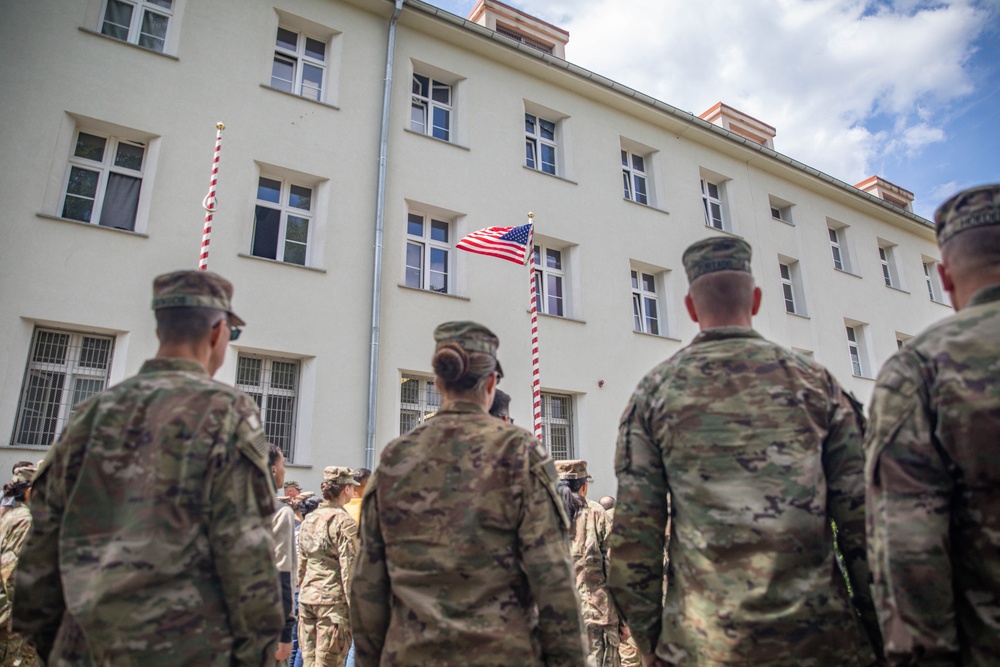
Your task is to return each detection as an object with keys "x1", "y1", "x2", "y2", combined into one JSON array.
[
  {"x1": 271, "y1": 26, "x2": 326, "y2": 101},
  {"x1": 769, "y1": 195, "x2": 793, "y2": 224},
  {"x1": 779, "y1": 263, "x2": 797, "y2": 314},
  {"x1": 100, "y1": 0, "x2": 174, "y2": 52},
  {"x1": 236, "y1": 354, "x2": 299, "y2": 462},
  {"x1": 541, "y1": 392, "x2": 574, "y2": 459},
  {"x1": 525, "y1": 113, "x2": 557, "y2": 175},
  {"x1": 631, "y1": 269, "x2": 661, "y2": 335},
  {"x1": 13, "y1": 328, "x2": 115, "y2": 447},
  {"x1": 621, "y1": 149, "x2": 649, "y2": 205},
  {"x1": 399, "y1": 374, "x2": 441, "y2": 434},
  {"x1": 405, "y1": 212, "x2": 452, "y2": 293},
  {"x1": 896, "y1": 332, "x2": 912, "y2": 350},
  {"x1": 61, "y1": 129, "x2": 146, "y2": 231},
  {"x1": 252, "y1": 174, "x2": 313, "y2": 266},
  {"x1": 778, "y1": 257, "x2": 807, "y2": 316},
  {"x1": 411, "y1": 73, "x2": 452, "y2": 141},
  {"x1": 534, "y1": 244, "x2": 567, "y2": 317},
  {"x1": 923, "y1": 260, "x2": 945, "y2": 303},
  {"x1": 878, "y1": 242, "x2": 901, "y2": 288},
  {"x1": 700, "y1": 174, "x2": 732, "y2": 231},
  {"x1": 845, "y1": 323, "x2": 871, "y2": 378},
  {"x1": 828, "y1": 224, "x2": 852, "y2": 272}
]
